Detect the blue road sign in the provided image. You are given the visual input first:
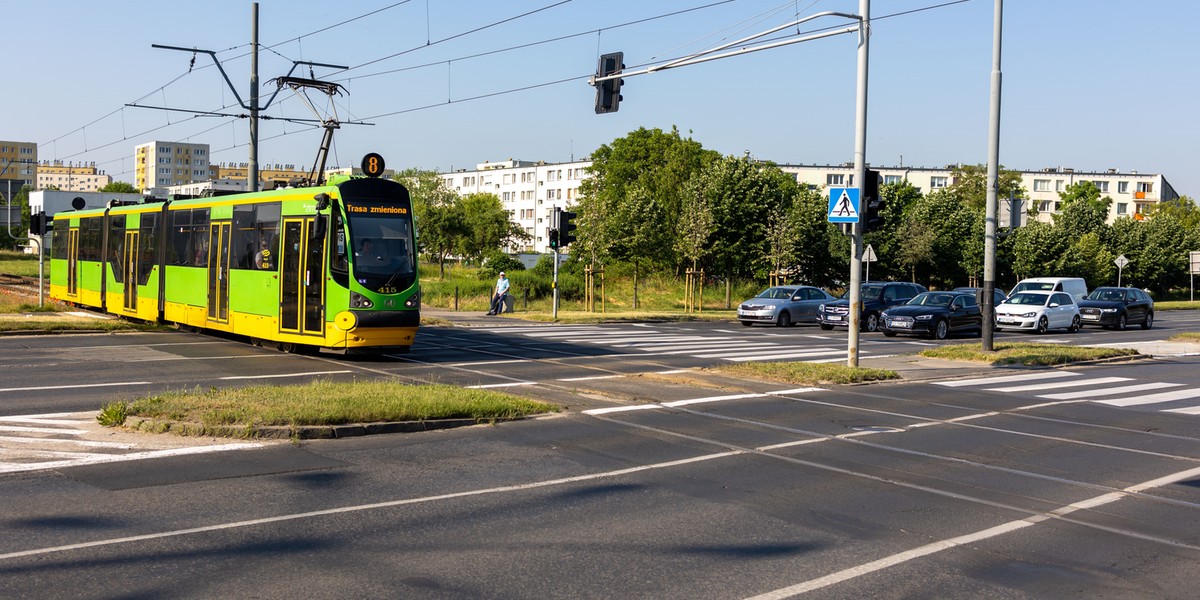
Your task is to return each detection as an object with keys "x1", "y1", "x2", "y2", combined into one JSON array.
[{"x1": 828, "y1": 188, "x2": 861, "y2": 223}]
